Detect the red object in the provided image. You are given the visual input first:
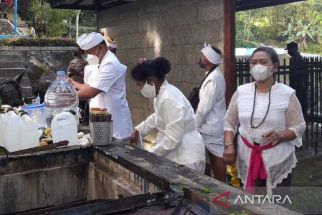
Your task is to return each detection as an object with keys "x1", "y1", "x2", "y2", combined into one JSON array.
[
  {"x1": 212, "y1": 191, "x2": 231, "y2": 209},
  {"x1": 4, "y1": 0, "x2": 14, "y2": 8},
  {"x1": 241, "y1": 136, "x2": 276, "y2": 194}
]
